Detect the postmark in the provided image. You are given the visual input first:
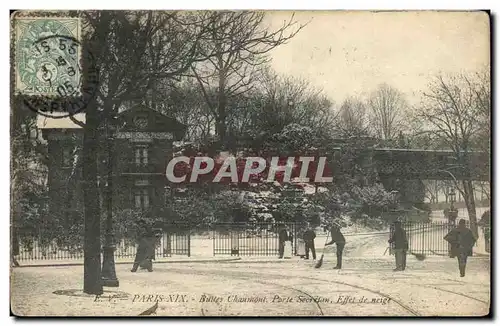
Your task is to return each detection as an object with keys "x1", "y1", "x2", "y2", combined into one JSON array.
[
  {"x1": 13, "y1": 14, "x2": 98, "y2": 118},
  {"x1": 14, "y1": 16, "x2": 81, "y2": 96},
  {"x1": 22, "y1": 35, "x2": 99, "y2": 118}
]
